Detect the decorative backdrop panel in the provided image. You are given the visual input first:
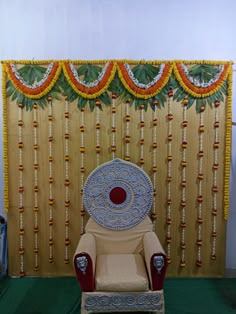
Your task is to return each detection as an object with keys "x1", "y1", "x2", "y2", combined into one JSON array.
[{"x1": 1, "y1": 60, "x2": 232, "y2": 277}]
